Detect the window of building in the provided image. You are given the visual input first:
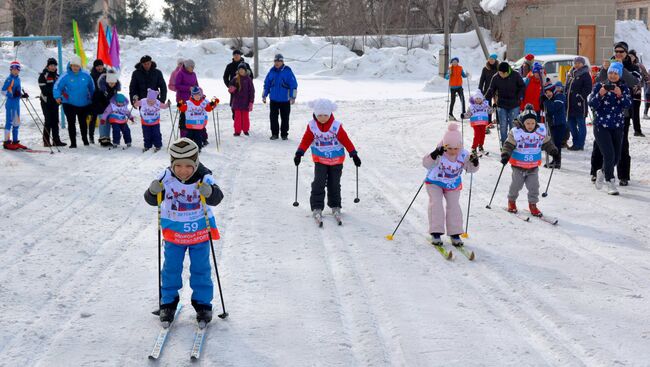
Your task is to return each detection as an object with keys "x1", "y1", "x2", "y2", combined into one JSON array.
[
  {"x1": 628, "y1": 8, "x2": 637, "y2": 20},
  {"x1": 640, "y1": 8, "x2": 648, "y2": 26},
  {"x1": 617, "y1": 9, "x2": 625, "y2": 20}
]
